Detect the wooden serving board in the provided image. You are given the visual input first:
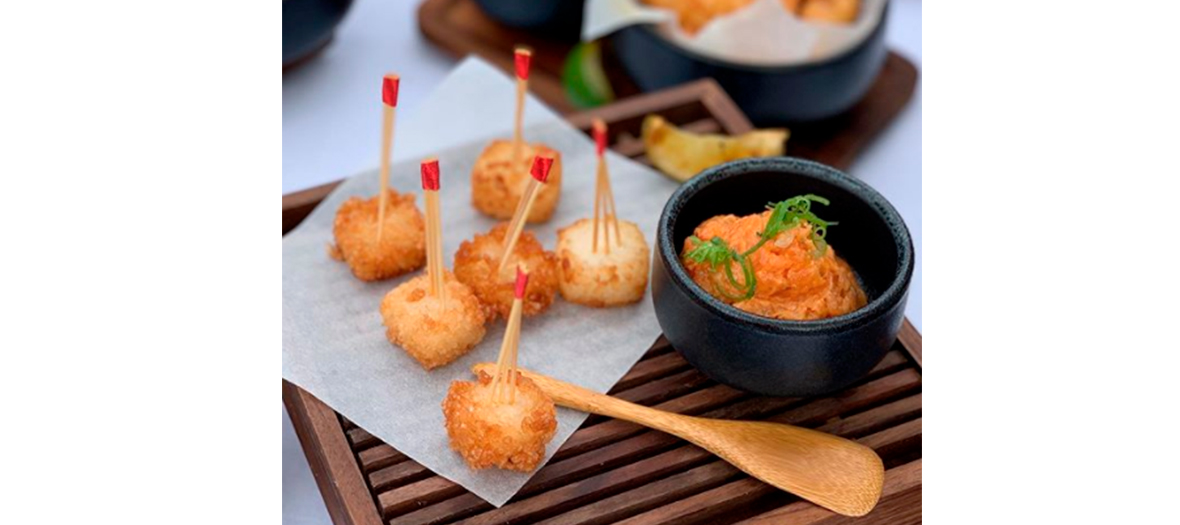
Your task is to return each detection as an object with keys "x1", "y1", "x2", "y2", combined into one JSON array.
[
  {"x1": 283, "y1": 81, "x2": 921, "y2": 525},
  {"x1": 417, "y1": 0, "x2": 918, "y2": 168}
]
